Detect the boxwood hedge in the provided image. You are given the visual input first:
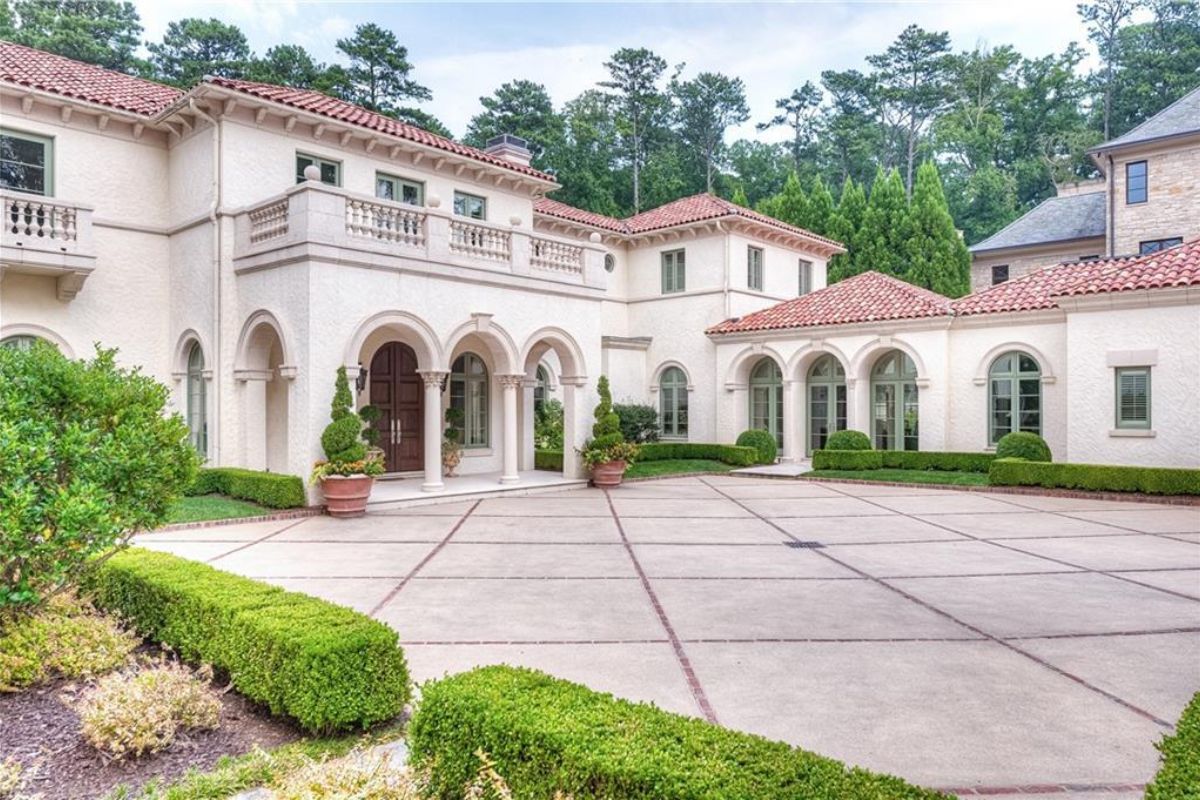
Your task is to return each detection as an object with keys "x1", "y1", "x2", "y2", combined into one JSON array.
[
  {"x1": 811, "y1": 450, "x2": 884, "y2": 470},
  {"x1": 534, "y1": 449, "x2": 564, "y2": 471},
  {"x1": 812, "y1": 450, "x2": 994, "y2": 473},
  {"x1": 410, "y1": 666, "x2": 947, "y2": 800},
  {"x1": 1145, "y1": 691, "x2": 1200, "y2": 800},
  {"x1": 989, "y1": 458, "x2": 1200, "y2": 496},
  {"x1": 187, "y1": 467, "x2": 306, "y2": 509},
  {"x1": 637, "y1": 442, "x2": 758, "y2": 466},
  {"x1": 86, "y1": 548, "x2": 409, "y2": 733}
]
